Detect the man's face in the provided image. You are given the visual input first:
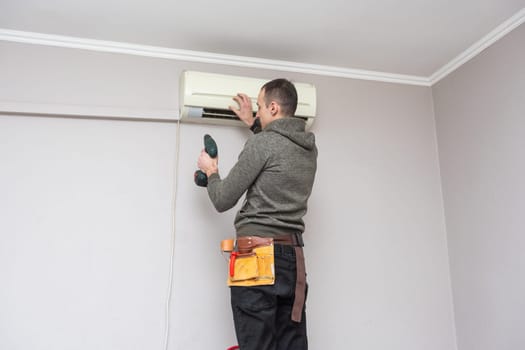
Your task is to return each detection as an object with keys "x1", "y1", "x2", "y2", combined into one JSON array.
[{"x1": 256, "y1": 89, "x2": 273, "y2": 129}]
